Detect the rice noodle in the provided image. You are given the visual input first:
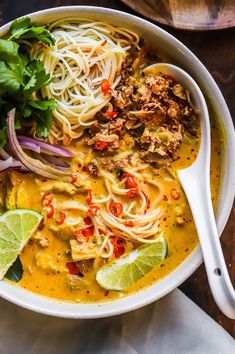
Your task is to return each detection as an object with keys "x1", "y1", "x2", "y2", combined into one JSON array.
[{"x1": 31, "y1": 18, "x2": 140, "y2": 144}]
